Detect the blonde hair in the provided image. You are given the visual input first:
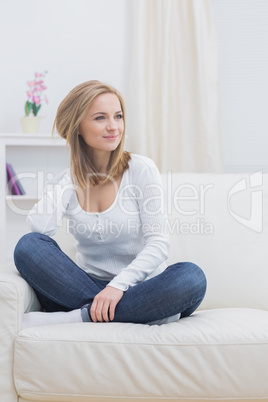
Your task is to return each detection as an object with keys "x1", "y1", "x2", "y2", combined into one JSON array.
[{"x1": 53, "y1": 80, "x2": 131, "y2": 188}]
